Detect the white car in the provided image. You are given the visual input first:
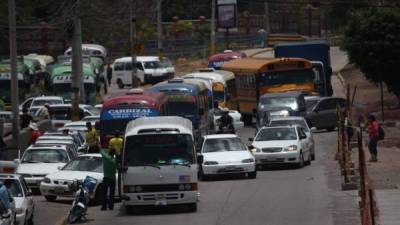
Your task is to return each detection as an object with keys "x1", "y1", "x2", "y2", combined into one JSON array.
[
  {"x1": 213, "y1": 108, "x2": 244, "y2": 131},
  {"x1": 19, "y1": 96, "x2": 64, "y2": 112},
  {"x1": 49, "y1": 104, "x2": 99, "y2": 128},
  {"x1": 250, "y1": 126, "x2": 312, "y2": 168},
  {"x1": 81, "y1": 115, "x2": 100, "y2": 123},
  {"x1": 268, "y1": 116, "x2": 316, "y2": 160},
  {"x1": 15, "y1": 145, "x2": 72, "y2": 189},
  {"x1": 40, "y1": 154, "x2": 104, "y2": 202},
  {"x1": 199, "y1": 134, "x2": 256, "y2": 180},
  {"x1": 0, "y1": 174, "x2": 34, "y2": 225}
]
